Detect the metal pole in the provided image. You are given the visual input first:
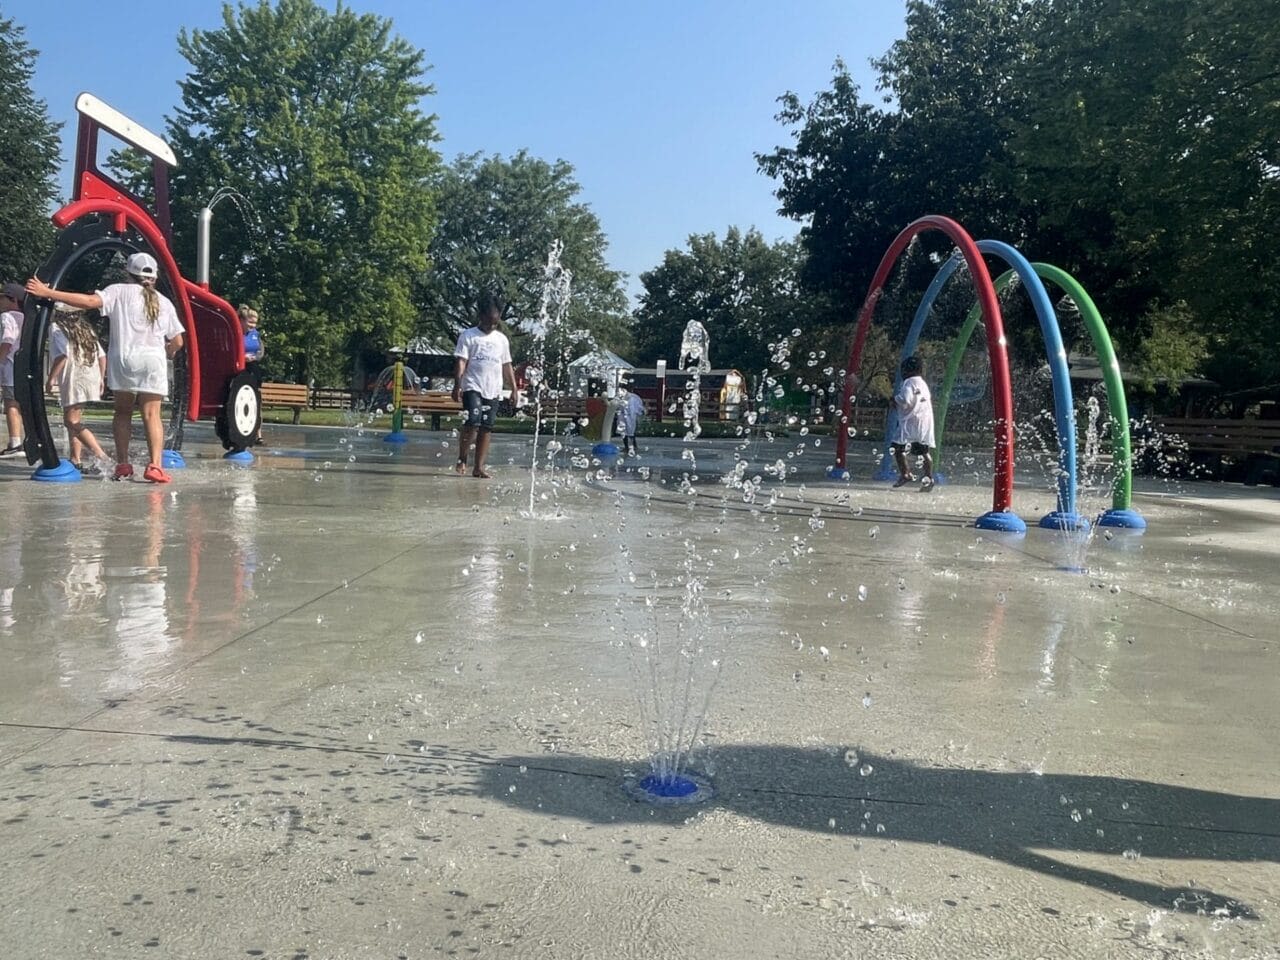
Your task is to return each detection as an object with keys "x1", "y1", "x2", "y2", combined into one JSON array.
[{"x1": 196, "y1": 207, "x2": 212, "y2": 287}]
